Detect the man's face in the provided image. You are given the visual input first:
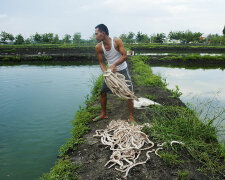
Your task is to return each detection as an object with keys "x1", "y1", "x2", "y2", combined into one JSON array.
[{"x1": 95, "y1": 28, "x2": 104, "y2": 42}]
